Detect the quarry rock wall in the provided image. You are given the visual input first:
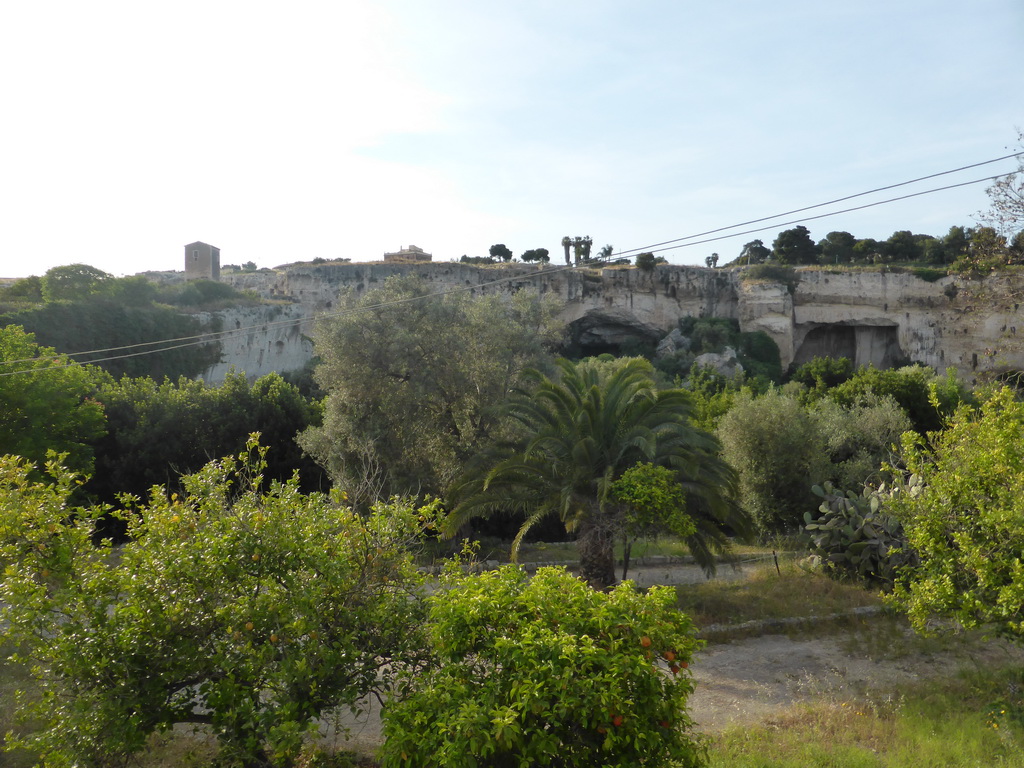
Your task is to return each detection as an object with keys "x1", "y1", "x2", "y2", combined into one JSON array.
[{"x1": 197, "y1": 262, "x2": 1024, "y2": 385}]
